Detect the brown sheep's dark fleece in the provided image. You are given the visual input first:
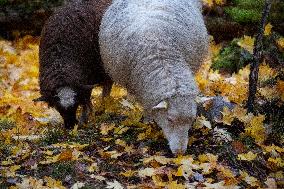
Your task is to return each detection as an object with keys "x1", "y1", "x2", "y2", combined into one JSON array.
[{"x1": 38, "y1": 0, "x2": 112, "y2": 129}]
